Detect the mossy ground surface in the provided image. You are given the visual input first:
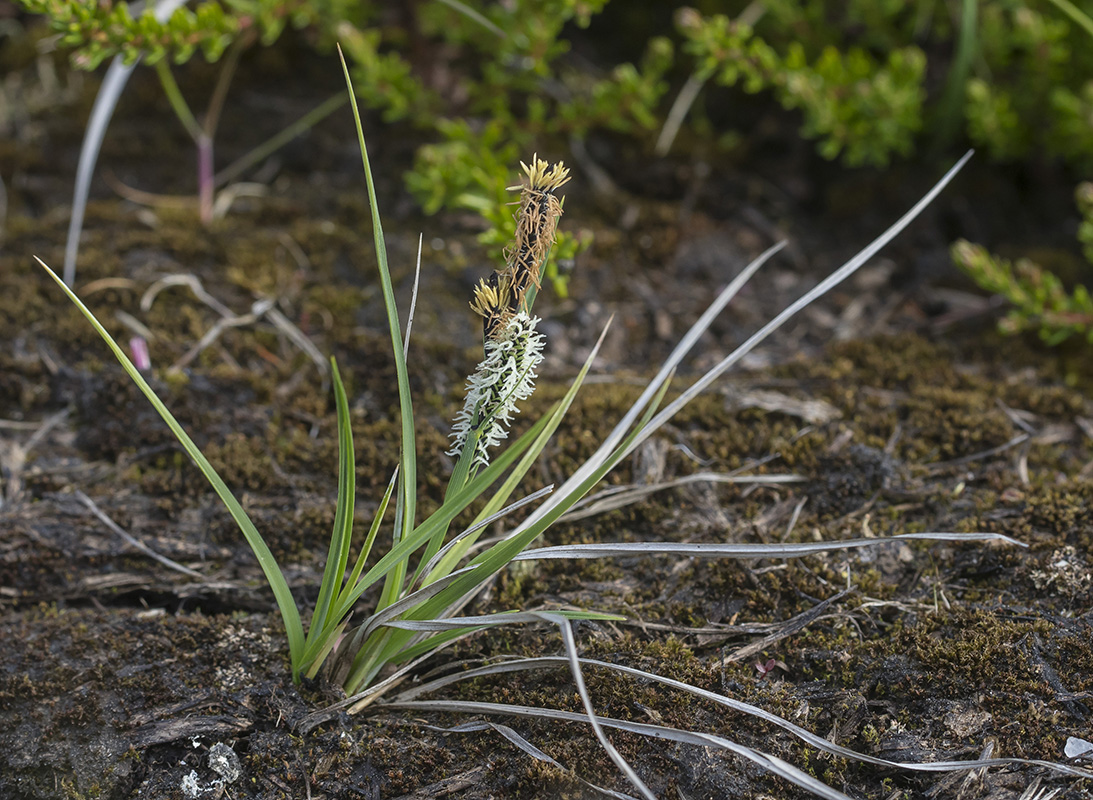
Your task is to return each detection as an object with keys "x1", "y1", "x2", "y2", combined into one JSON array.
[{"x1": 1, "y1": 34, "x2": 1092, "y2": 800}]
